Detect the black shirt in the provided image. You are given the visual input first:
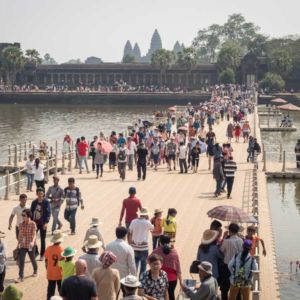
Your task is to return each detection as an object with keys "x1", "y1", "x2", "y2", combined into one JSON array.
[
  {"x1": 136, "y1": 148, "x2": 148, "y2": 164},
  {"x1": 60, "y1": 275, "x2": 97, "y2": 300}
]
